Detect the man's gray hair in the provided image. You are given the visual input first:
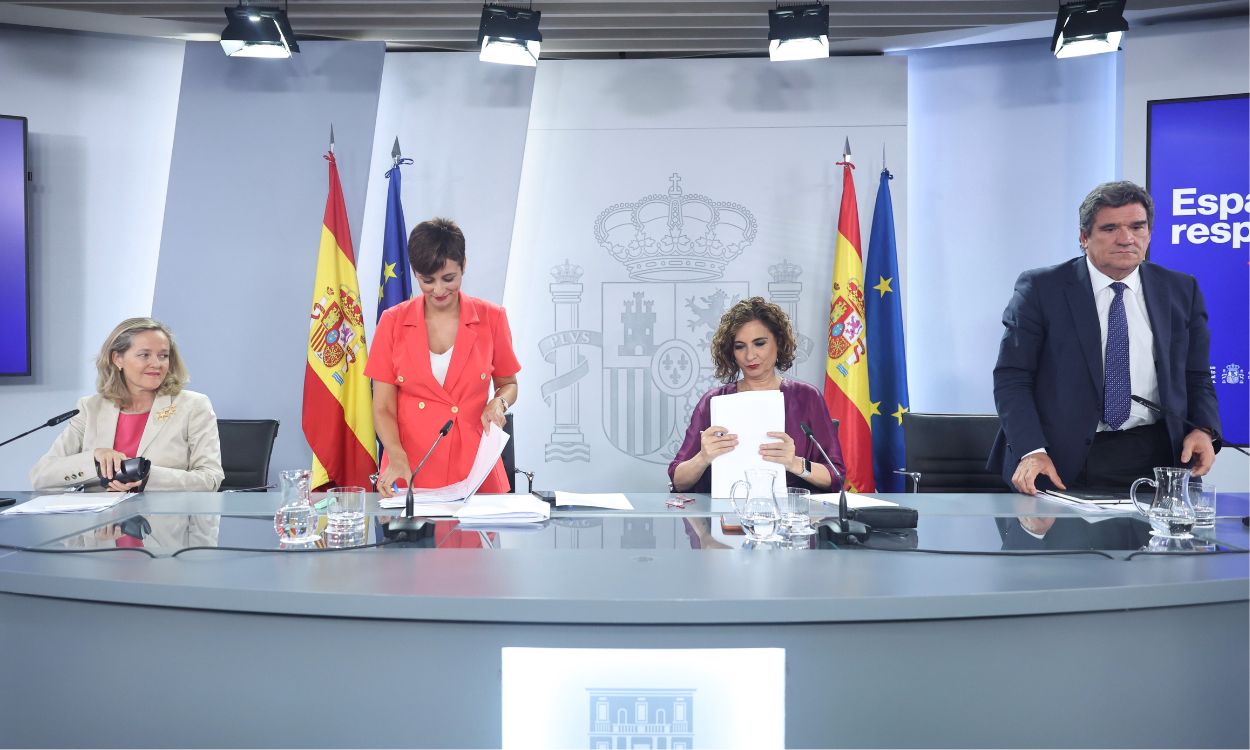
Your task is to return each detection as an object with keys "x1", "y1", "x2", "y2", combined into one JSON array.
[{"x1": 1079, "y1": 181, "x2": 1154, "y2": 236}]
